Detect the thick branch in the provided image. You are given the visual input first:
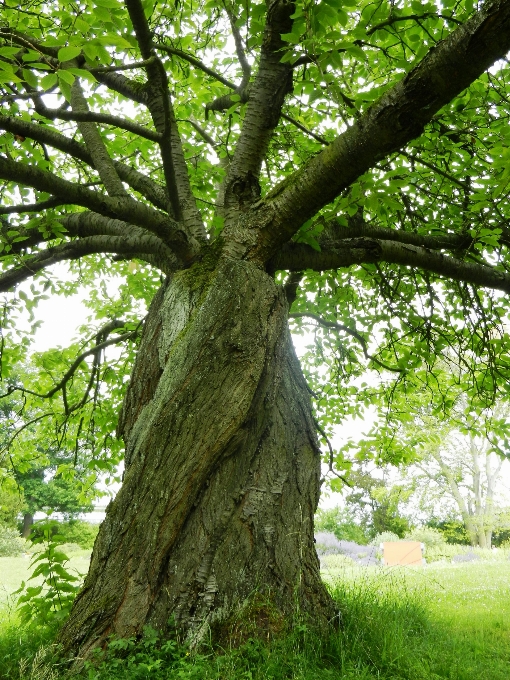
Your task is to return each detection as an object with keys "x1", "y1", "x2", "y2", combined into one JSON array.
[
  {"x1": 0, "y1": 232, "x2": 177, "y2": 292},
  {"x1": 70, "y1": 80, "x2": 128, "y2": 198},
  {"x1": 0, "y1": 156, "x2": 191, "y2": 257},
  {"x1": 0, "y1": 115, "x2": 169, "y2": 211},
  {"x1": 223, "y1": 0, "x2": 295, "y2": 219},
  {"x1": 327, "y1": 216, "x2": 475, "y2": 251},
  {"x1": 250, "y1": 0, "x2": 510, "y2": 263},
  {"x1": 269, "y1": 237, "x2": 510, "y2": 295},
  {"x1": 125, "y1": 0, "x2": 206, "y2": 245}
]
